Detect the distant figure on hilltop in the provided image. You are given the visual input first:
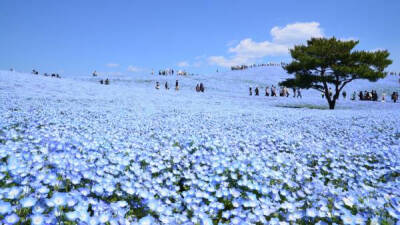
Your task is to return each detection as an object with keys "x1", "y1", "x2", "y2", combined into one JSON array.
[
  {"x1": 10, "y1": 68, "x2": 14, "y2": 72},
  {"x1": 100, "y1": 79, "x2": 104, "y2": 85},
  {"x1": 392, "y1": 92, "x2": 398, "y2": 103},
  {"x1": 297, "y1": 89, "x2": 302, "y2": 98},
  {"x1": 165, "y1": 82, "x2": 169, "y2": 90},
  {"x1": 351, "y1": 91, "x2": 356, "y2": 100},
  {"x1": 175, "y1": 80, "x2": 179, "y2": 91},
  {"x1": 271, "y1": 85, "x2": 276, "y2": 97},
  {"x1": 105, "y1": 78, "x2": 110, "y2": 85},
  {"x1": 342, "y1": 91, "x2": 347, "y2": 99},
  {"x1": 93, "y1": 71, "x2": 98, "y2": 77},
  {"x1": 249, "y1": 87, "x2": 252, "y2": 96},
  {"x1": 255, "y1": 87, "x2": 259, "y2": 96},
  {"x1": 199, "y1": 83, "x2": 204, "y2": 92},
  {"x1": 155, "y1": 81, "x2": 160, "y2": 89},
  {"x1": 265, "y1": 86, "x2": 269, "y2": 96}
]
